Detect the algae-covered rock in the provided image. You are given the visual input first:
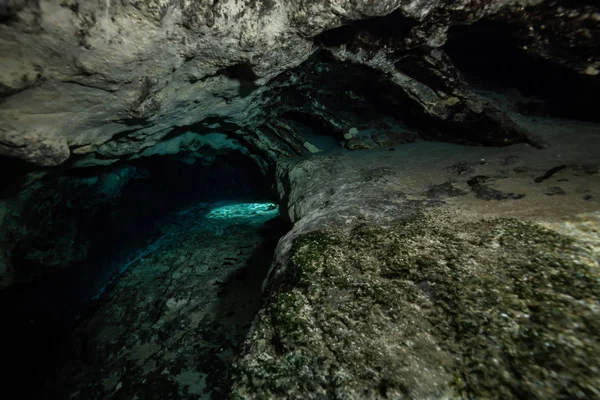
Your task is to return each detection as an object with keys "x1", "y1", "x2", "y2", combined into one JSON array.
[{"x1": 231, "y1": 216, "x2": 600, "y2": 399}]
